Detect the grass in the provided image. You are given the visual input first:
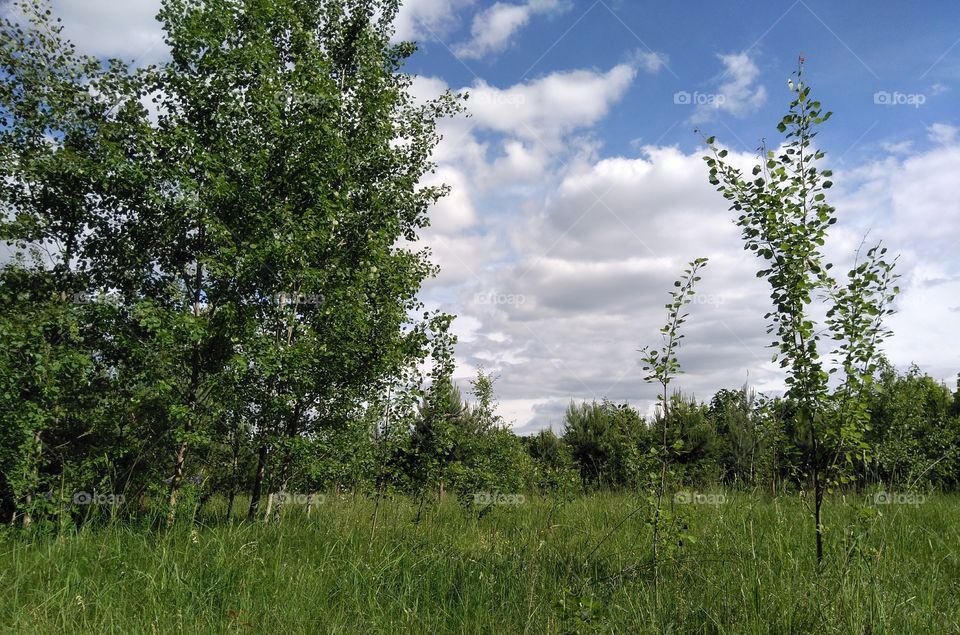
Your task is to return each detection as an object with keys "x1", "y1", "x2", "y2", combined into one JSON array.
[{"x1": 1, "y1": 491, "x2": 959, "y2": 633}]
